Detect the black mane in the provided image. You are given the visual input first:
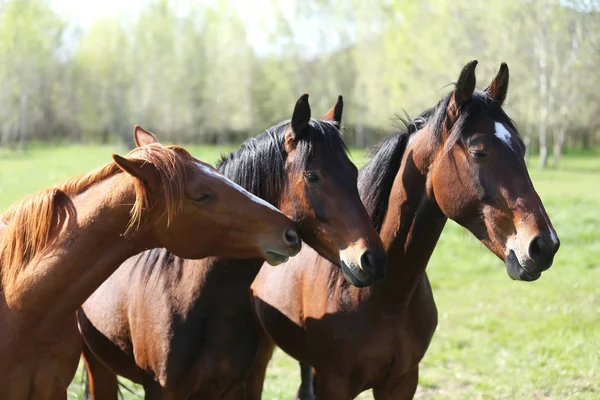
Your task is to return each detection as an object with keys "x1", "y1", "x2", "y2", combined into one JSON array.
[
  {"x1": 217, "y1": 119, "x2": 349, "y2": 206},
  {"x1": 357, "y1": 117, "x2": 422, "y2": 233},
  {"x1": 358, "y1": 90, "x2": 518, "y2": 232}
]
